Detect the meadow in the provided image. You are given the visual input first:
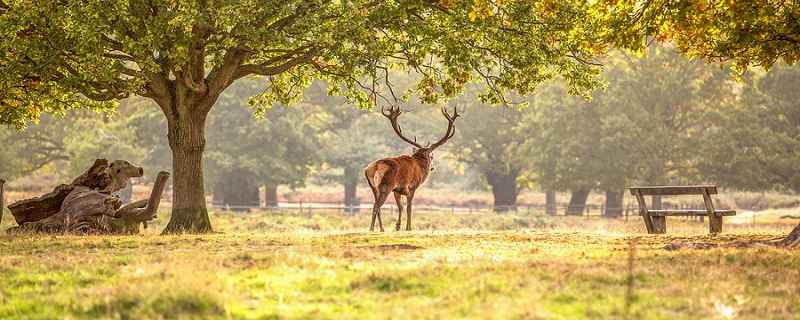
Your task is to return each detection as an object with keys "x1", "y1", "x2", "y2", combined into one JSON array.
[{"x1": 1, "y1": 207, "x2": 799, "y2": 320}]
